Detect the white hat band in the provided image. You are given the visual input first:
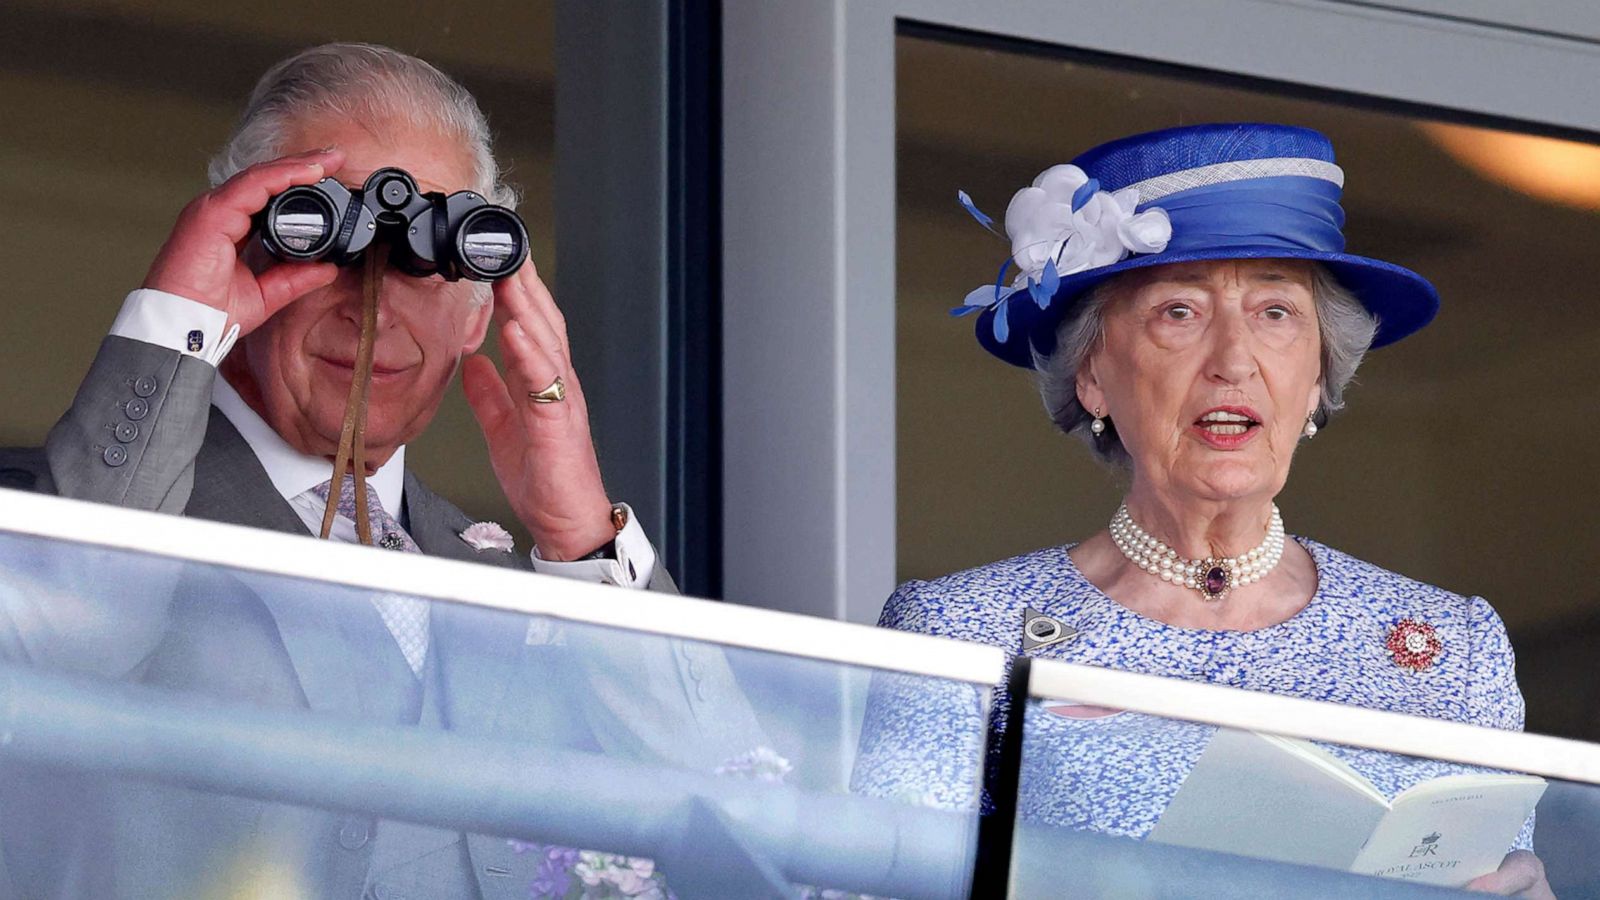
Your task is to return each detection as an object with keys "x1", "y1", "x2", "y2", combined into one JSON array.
[{"x1": 1124, "y1": 157, "x2": 1346, "y2": 205}]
